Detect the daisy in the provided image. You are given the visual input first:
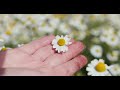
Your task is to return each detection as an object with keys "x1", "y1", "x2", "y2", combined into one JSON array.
[
  {"x1": 86, "y1": 59, "x2": 110, "y2": 76},
  {"x1": 109, "y1": 64, "x2": 120, "y2": 76},
  {"x1": 107, "y1": 51, "x2": 119, "y2": 62},
  {"x1": 0, "y1": 39, "x2": 4, "y2": 46},
  {"x1": 52, "y1": 35, "x2": 72, "y2": 53},
  {"x1": 0, "y1": 46, "x2": 12, "y2": 51},
  {"x1": 90, "y1": 45, "x2": 103, "y2": 58},
  {"x1": 0, "y1": 38, "x2": 4, "y2": 42},
  {"x1": 107, "y1": 35, "x2": 119, "y2": 47},
  {"x1": 58, "y1": 23, "x2": 71, "y2": 34}
]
